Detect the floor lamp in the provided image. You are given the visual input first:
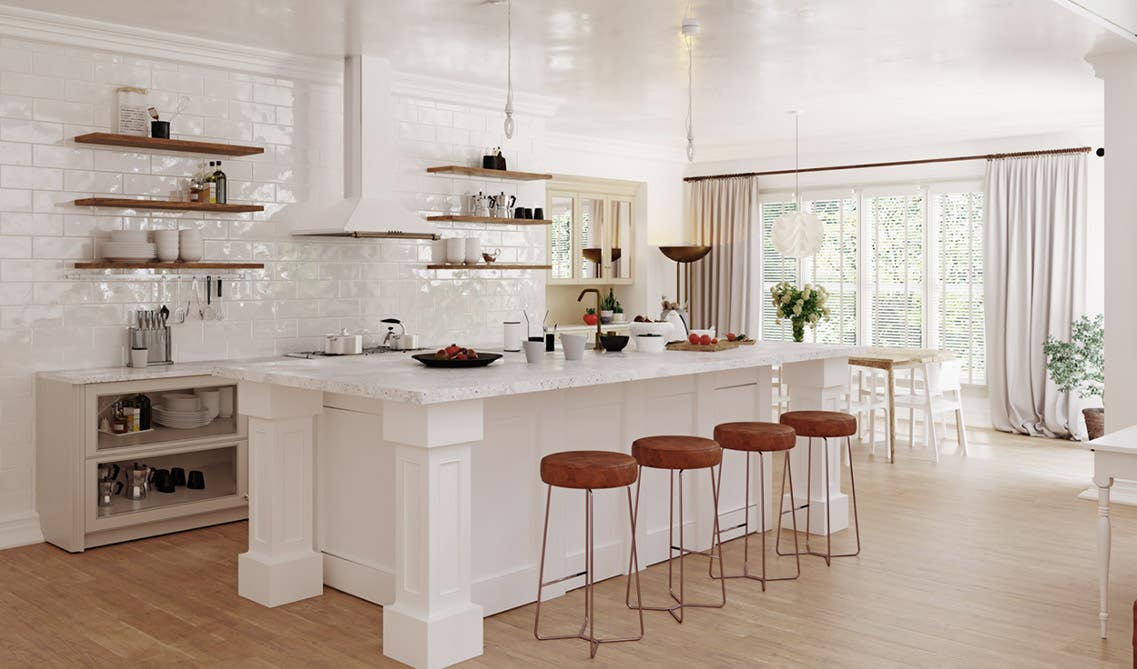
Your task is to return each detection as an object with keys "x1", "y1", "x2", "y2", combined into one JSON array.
[{"x1": 659, "y1": 245, "x2": 711, "y2": 317}]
